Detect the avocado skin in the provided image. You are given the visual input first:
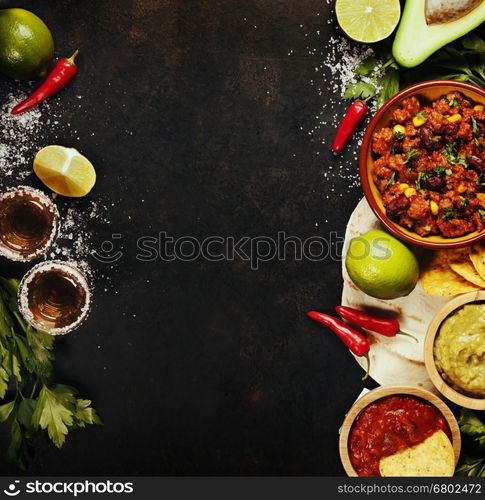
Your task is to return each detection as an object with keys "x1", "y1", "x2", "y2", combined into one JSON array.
[{"x1": 392, "y1": 0, "x2": 485, "y2": 68}]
